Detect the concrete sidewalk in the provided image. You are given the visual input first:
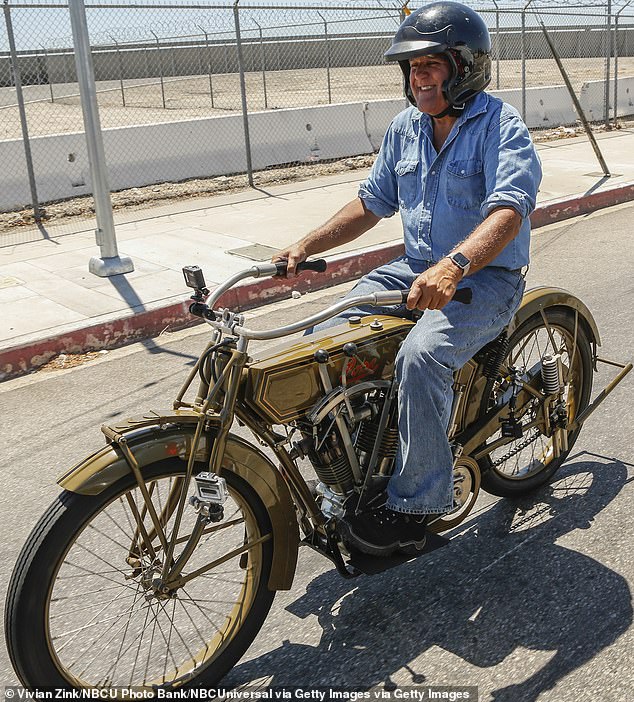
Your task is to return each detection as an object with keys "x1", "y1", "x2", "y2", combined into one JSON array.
[{"x1": 2, "y1": 127, "x2": 634, "y2": 381}]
